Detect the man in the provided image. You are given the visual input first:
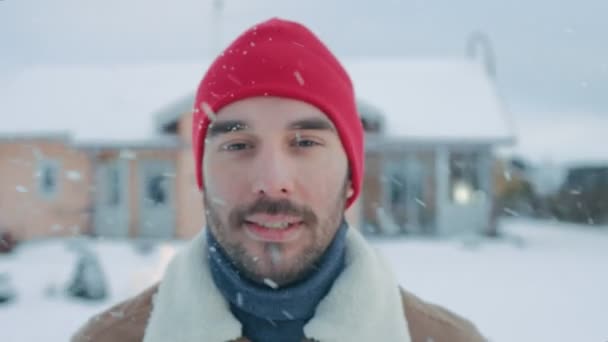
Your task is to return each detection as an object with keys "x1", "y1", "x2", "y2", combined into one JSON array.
[{"x1": 73, "y1": 18, "x2": 485, "y2": 342}]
